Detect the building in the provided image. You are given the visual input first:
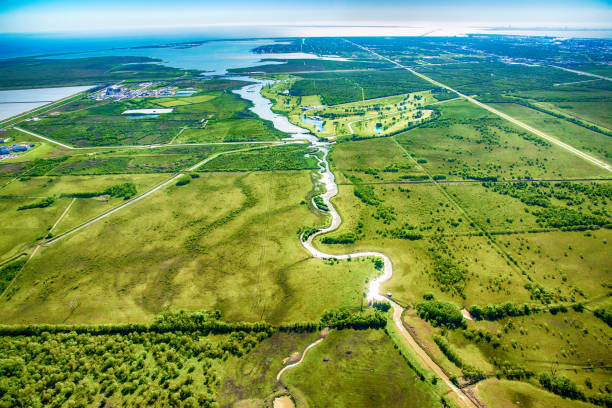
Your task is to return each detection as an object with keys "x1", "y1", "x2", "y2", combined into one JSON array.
[{"x1": 10, "y1": 144, "x2": 29, "y2": 152}]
